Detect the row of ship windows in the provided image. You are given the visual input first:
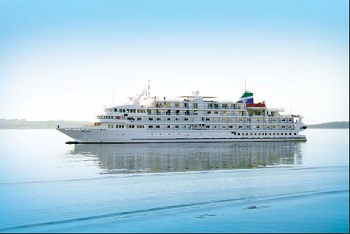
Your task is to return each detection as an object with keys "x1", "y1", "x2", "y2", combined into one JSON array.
[
  {"x1": 108, "y1": 104, "x2": 245, "y2": 113},
  {"x1": 113, "y1": 109, "x2": 146, "y2": 113},
  {"x1": 233, "y1": 132, "x2": 297, "y2": 136},
  {"x1": 155, "y1": 102, "x2": 245, "y2": 109},
  {"x1": 106, "y1": 124, "x2": 297, "y2": 136},
  {"x1": 107, "y1": 124, "x2": 145, "y2": 129},
  {"x1": 100, "y1": 116, "x2": 294, "y2": 122},
  {"x1": 106, "y1": 124, "x2": 294, "y2": 130},
  {"x1": 106, "y1": 110, "x2": 246, "y2": 115}
]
